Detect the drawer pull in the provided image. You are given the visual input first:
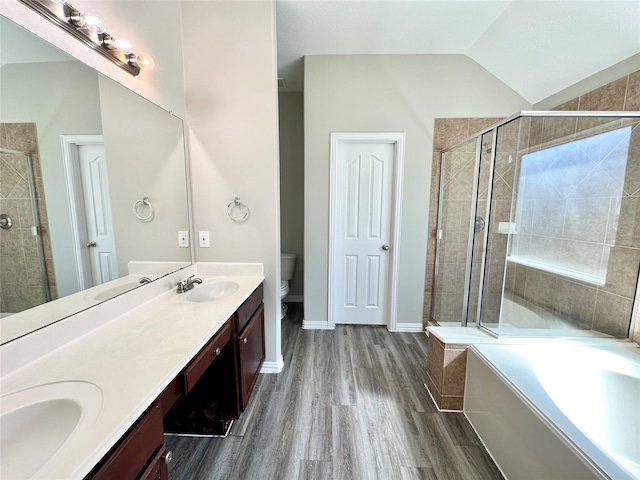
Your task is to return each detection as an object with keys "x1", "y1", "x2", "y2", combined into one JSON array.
[
  {"x1": 242, "y1": 338, "x2": 248, "y2": 344},
  {"x1": 214, "y1": 347, "x2": 221, "y2": 356},
  {"x1": 164, "y1": 450, "x2": 173, "y2": 464}
]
